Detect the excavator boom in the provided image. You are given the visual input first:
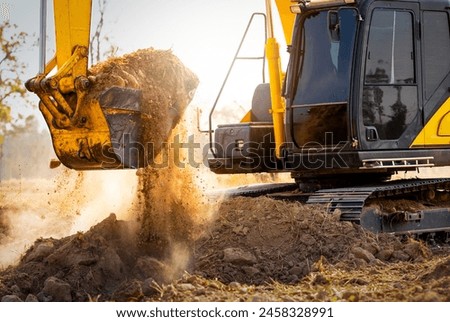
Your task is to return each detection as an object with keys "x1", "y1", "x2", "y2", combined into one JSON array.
[{"x1": 274, "y1": 0, "x2": 295, "y2": 46}]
